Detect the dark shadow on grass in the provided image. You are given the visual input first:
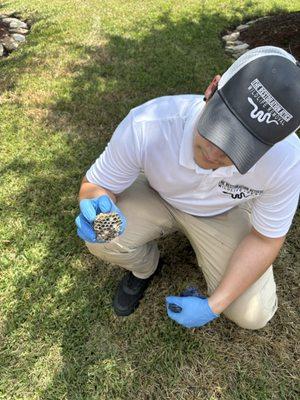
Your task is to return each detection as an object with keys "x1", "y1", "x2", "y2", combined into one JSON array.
[{"x1": 1, "y1": 3, "x2": 299, "y2": 400}]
